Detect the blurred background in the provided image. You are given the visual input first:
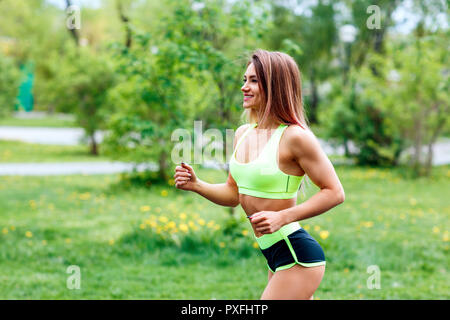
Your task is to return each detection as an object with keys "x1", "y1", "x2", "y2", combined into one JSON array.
[{"x1": 0, "y1": 0, "x2": 448, "y2": 299}]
